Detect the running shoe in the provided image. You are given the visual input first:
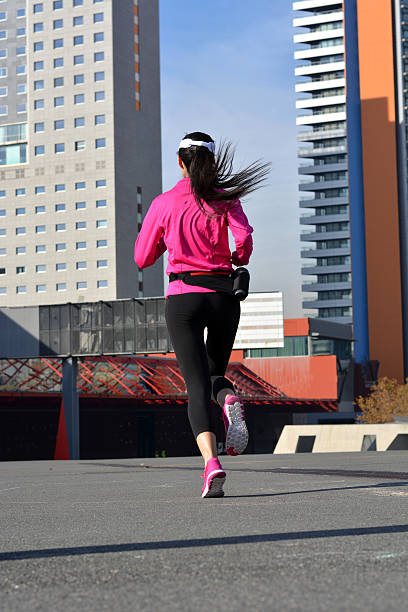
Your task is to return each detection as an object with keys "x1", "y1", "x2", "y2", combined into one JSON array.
[
  {"x1": 201, "y1": 457, "x2": 226, "y2": 498},
  {"x1": 222, "y1": 394, "x2": 248, "y2": 456}
]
